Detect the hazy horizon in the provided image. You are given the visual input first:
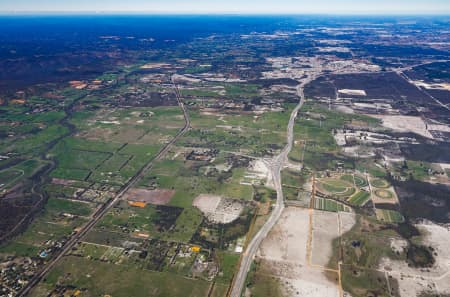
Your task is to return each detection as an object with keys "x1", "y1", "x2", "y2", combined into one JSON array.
[{"x1": 1, "y1": 0, "x2": 450, "y2": 15}]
